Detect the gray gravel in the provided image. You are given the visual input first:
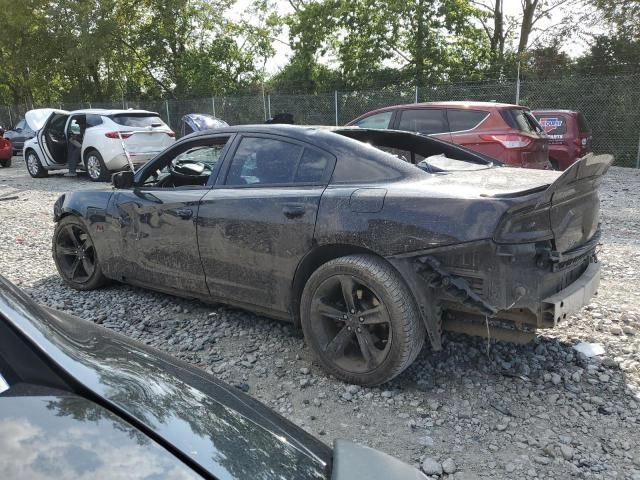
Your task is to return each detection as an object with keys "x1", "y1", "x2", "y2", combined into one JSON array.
[{"x1": 1, "y1": 156, "x2": 640, "y2": 479}]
